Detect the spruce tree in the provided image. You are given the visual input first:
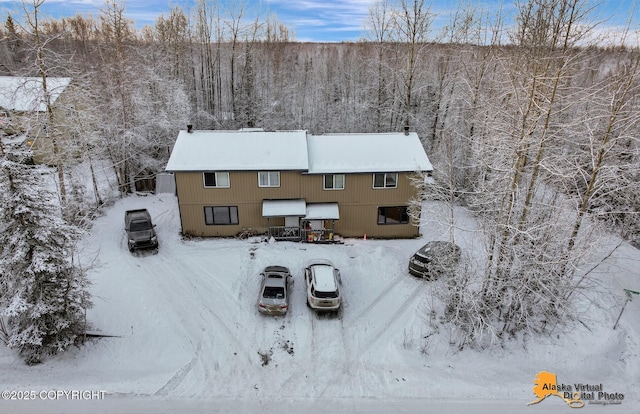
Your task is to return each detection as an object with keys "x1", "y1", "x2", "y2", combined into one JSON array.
[{"x1": 0, "y1": 142, "x2": 91, "y2": 365}]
